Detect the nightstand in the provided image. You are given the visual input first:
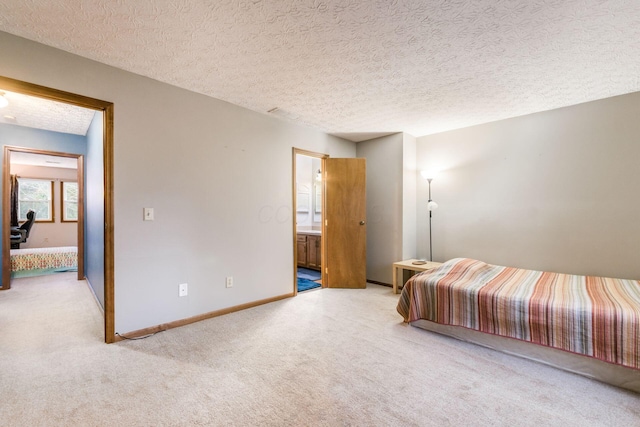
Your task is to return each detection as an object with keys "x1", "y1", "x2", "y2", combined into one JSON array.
[{"x1": 392, "y1": 259, "x2": 443, "y2": 294}]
